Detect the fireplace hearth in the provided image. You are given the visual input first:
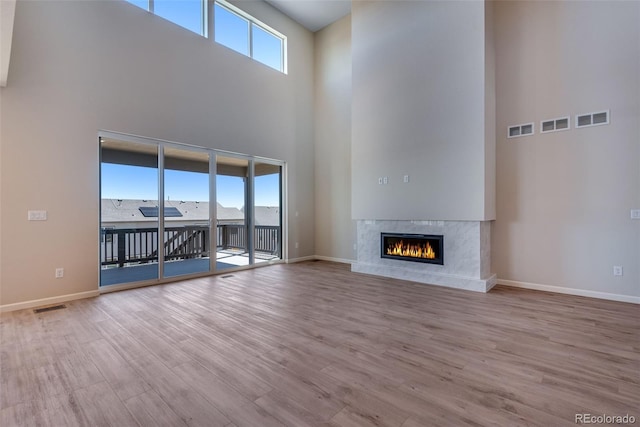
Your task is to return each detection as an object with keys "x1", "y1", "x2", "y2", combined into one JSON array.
[
  {"x1": 381, "y1": 233, "x2": 443, "y2": 265},
  {"x1": 354, "y1": 220, "x2": 495, "y2": 292}
]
